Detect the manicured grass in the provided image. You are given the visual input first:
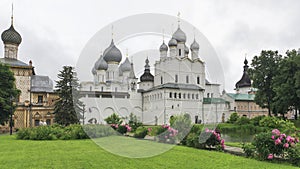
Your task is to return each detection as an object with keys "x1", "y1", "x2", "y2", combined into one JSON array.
[{"x1": 0, "y1": 134, "x2": 298, "y2": 169}]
